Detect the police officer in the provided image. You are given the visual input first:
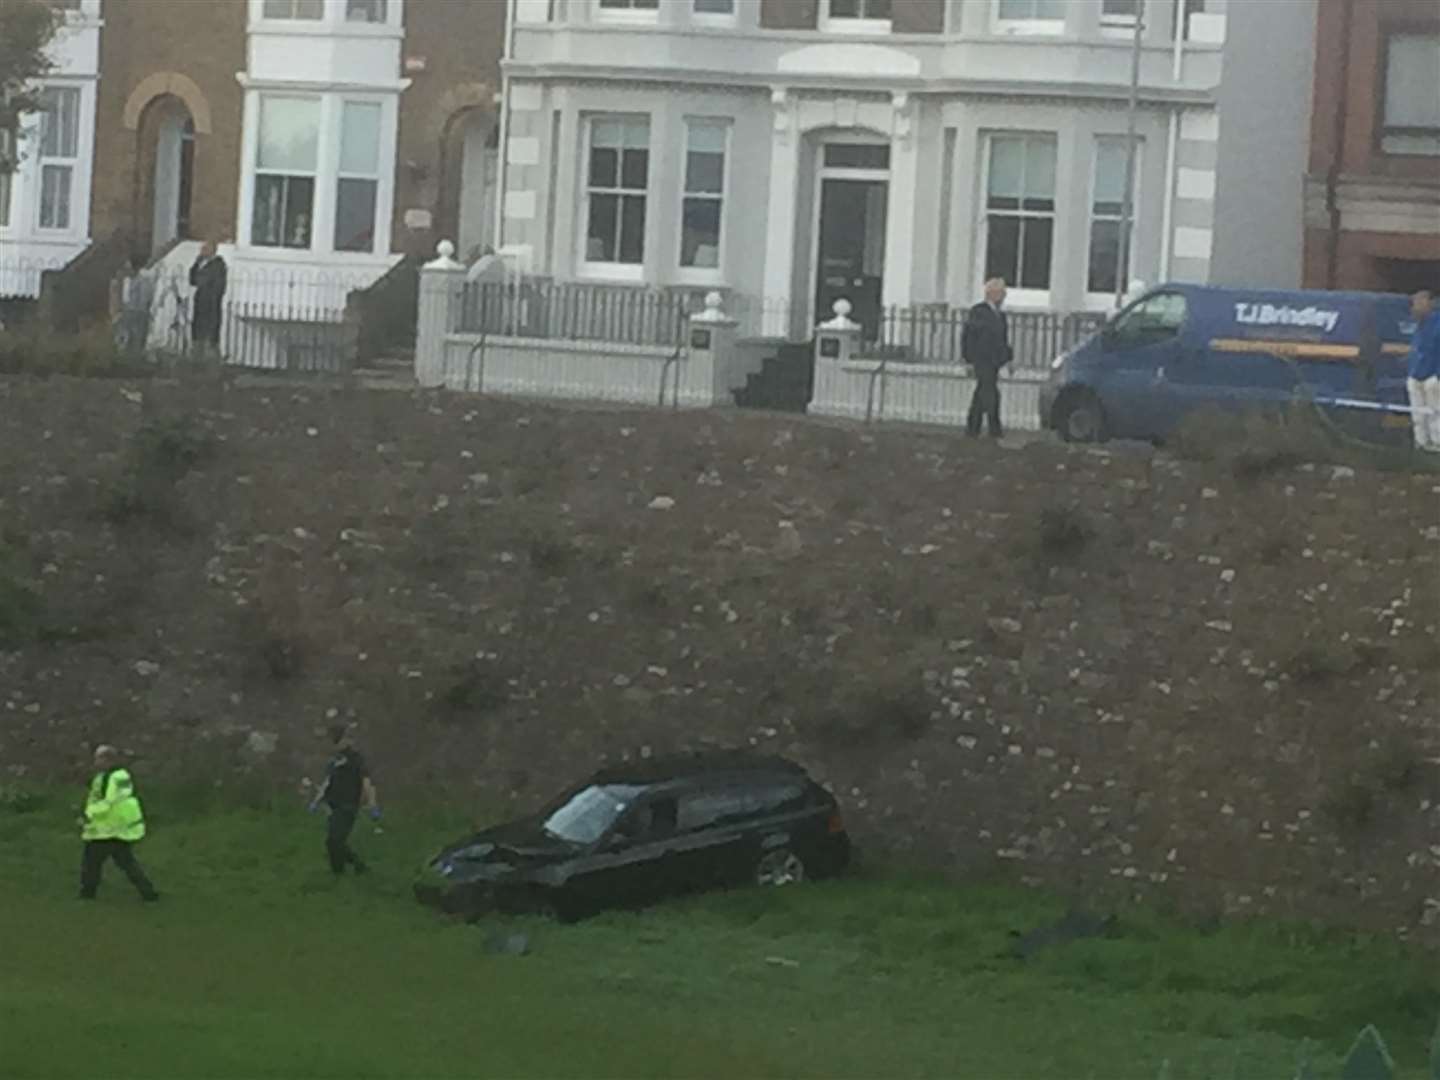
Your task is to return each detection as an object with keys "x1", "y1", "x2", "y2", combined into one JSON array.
[
  {"x1": 79, "y1": 744, "x2": 159, "y2": 902},
  {"x1": 309, "y1": 724, "x2": 381, "y2": 875}
]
